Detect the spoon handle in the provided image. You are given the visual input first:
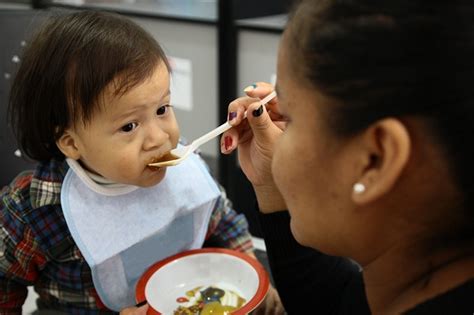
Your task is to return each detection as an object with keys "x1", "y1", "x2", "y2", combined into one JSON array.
[
  {"x1": 193, "y1": 121, "x2": 232, "y2": 148},
  {"x1": 192, "y1": 91, "x2": 277, "y2": 149}
]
